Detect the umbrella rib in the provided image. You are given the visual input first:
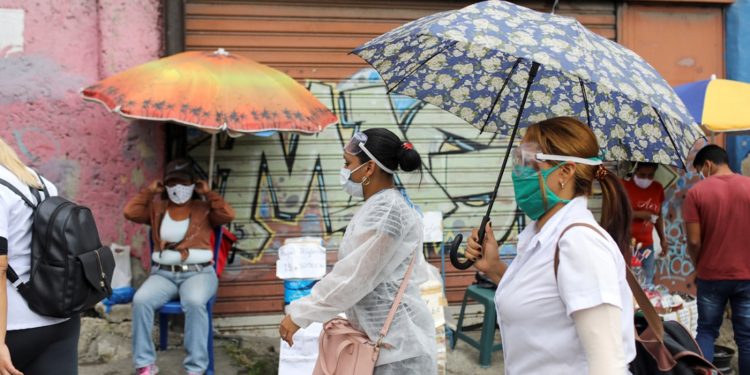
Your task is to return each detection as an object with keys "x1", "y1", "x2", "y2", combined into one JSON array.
[
  {"x1": 578, "y1": 78, "x2": 592, "y2": 129},
  {"x1": 387, "y1": 40, "x2": 459, "y2": 94},
  {"x1": 654, "y1": 107, "x2": 686, "y2": 169},
  {"x1": 480, "y1": 59, "x2": 522, "y2": 133}
]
